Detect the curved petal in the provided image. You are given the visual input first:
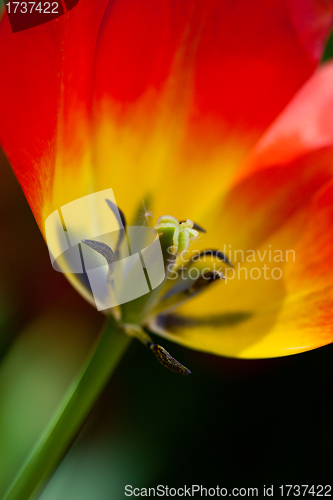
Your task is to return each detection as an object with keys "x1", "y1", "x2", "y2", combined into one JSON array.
[
  {"x1": 153, "y1": 179, "x2": 333, "y2": 358},
  {"x1": 90, "y1": 0, "x2": 333, "y2": 220},
  {"x1": 216, "y1": 62, "x2": 333, "y2": 251},
  {"x1": 1, "y1": 1, "x2": 333, "y2": 360},
  {"x1": 154, "y1": 64, "x2": 333, "y2": 357},
  {"x1": 0, "y1": 0, "x2": 332, "y2": 230},
  {"x1": 0, "y1": 0, "x2": 109, "y2": 229}
]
